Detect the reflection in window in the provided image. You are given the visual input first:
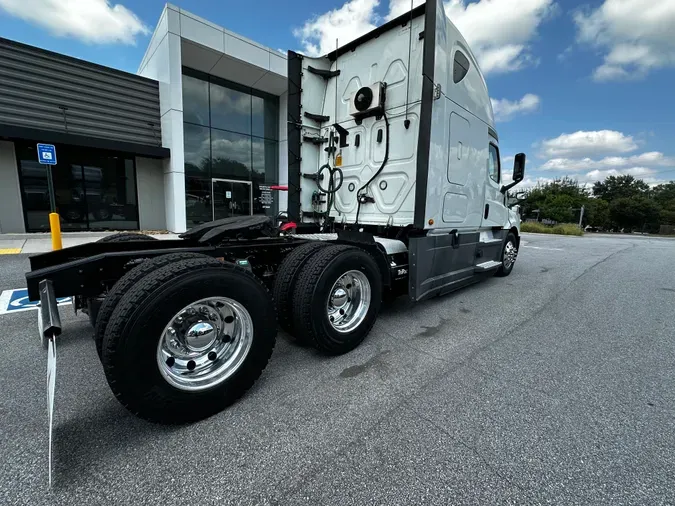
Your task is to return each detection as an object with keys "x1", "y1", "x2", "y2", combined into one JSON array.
[
  {"x1": 453, "y1": 50, "x2": 470, "y2": 84},
  {"x1": 15, "y1": 142, "x2": 139, "y2": 231},
  {"x1": 488, "y1": 144, "x2": 500, "y2": 184},
  {"x1": 252, "y1": 95, "x2": 279, "y2": 140},
  {"x1": 211, "y1": 129, "x2": 251, "y2": 180},
  {"x1": 182, "y1": 74, "x2": 209, "y2": 126},
  {"x1": 210, "y1": 82, "x2": 251, "y2": 135},
  {"x1": 251, "y1": 138, "x2": 278, "y2": 184},
  {"x1": 185, "y1": 176, "x2": 213, "y2": 227},
  {"x1": 184, "y1": 123, "x2": 210, "y2": 176},
  {"x1": 181, "y1": 70, "x2": 280, "y2": 220}
]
